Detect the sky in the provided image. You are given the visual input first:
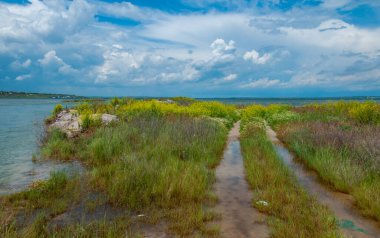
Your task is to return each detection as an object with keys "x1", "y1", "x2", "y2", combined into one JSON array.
[{"x1": 0, "y1": 0, "x2": 380, "y2": 97}]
